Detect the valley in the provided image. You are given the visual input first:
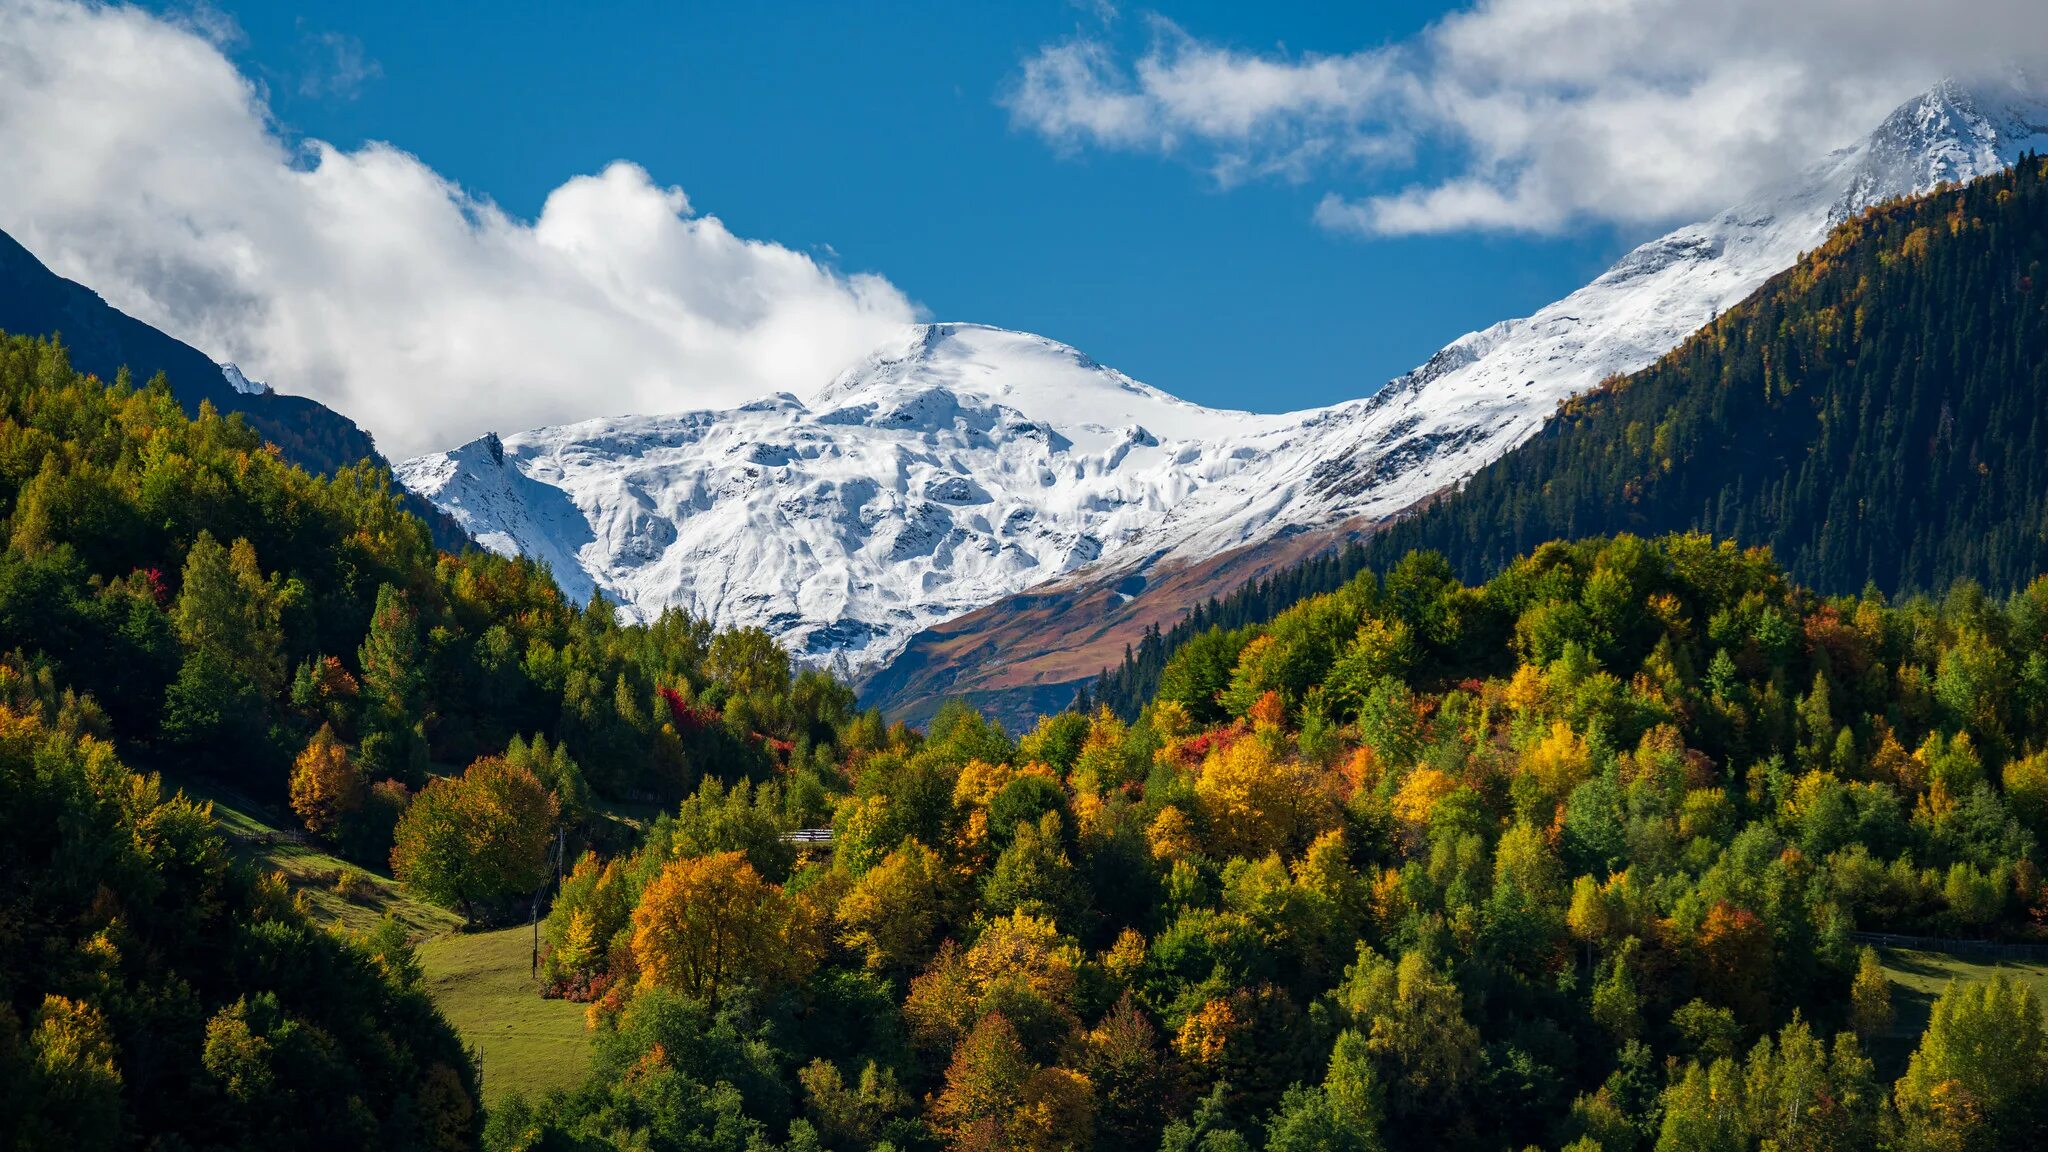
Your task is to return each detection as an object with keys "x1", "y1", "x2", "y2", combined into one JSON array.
[{"x1": 9, "y1": 7, "x2": 2048, "y2": 1150}]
